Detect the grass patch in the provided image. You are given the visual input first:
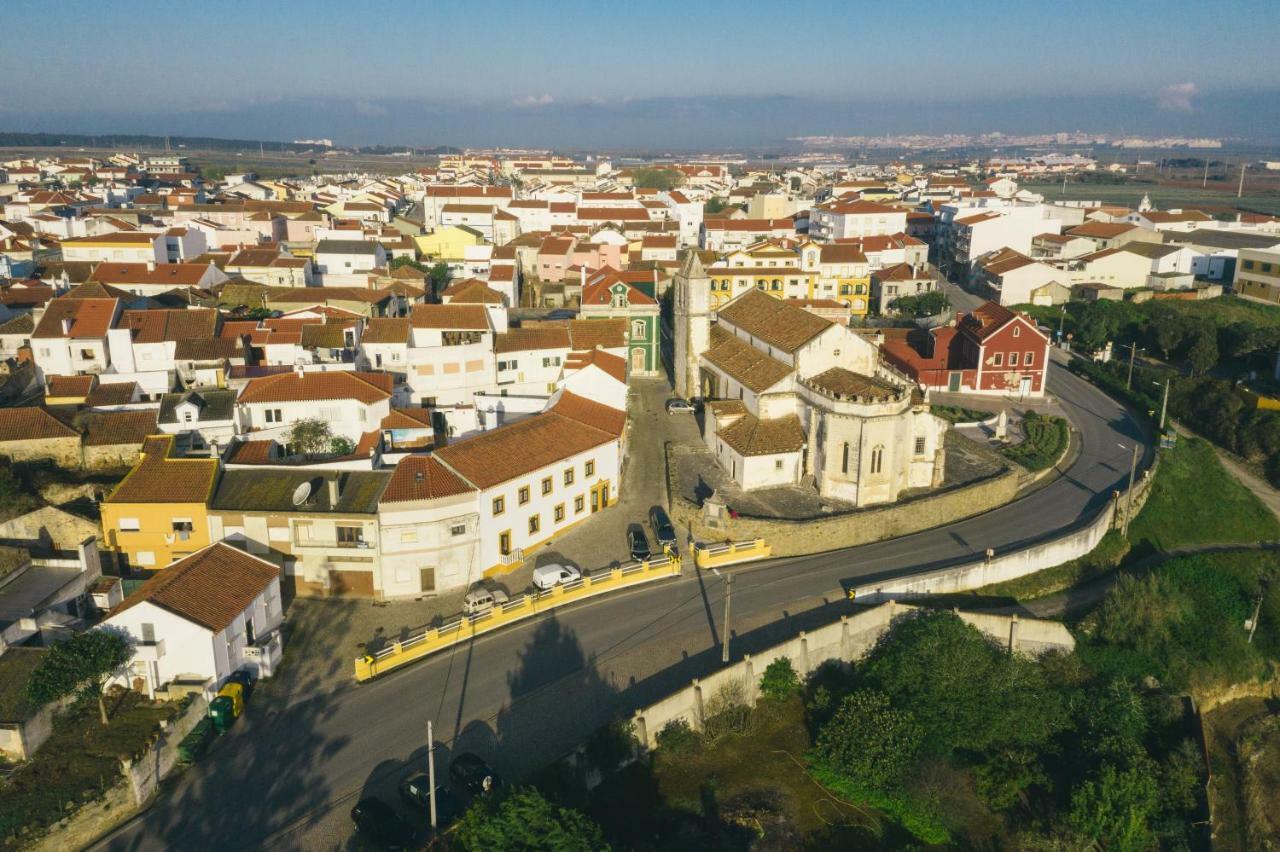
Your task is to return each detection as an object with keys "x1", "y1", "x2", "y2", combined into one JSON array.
[
  {"x1": 1078, "y1": 550, "x2": 1280, "y2": 691},
  {"x1": 1127, "y1": 436, "x2": 1280, "y2": 553},
  {"x1": 0, "y1": 691, "x2": 180, "y2": 845},
  {"x1": 981, "y1": 530, "x2": 1131, "y2": 602},
  {"x1": 1002, "y1": 411, "x2": 1070, "y2": 471},
  {"x1": 931, "y1": 404, "x2": 992, "y2": 423}
]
